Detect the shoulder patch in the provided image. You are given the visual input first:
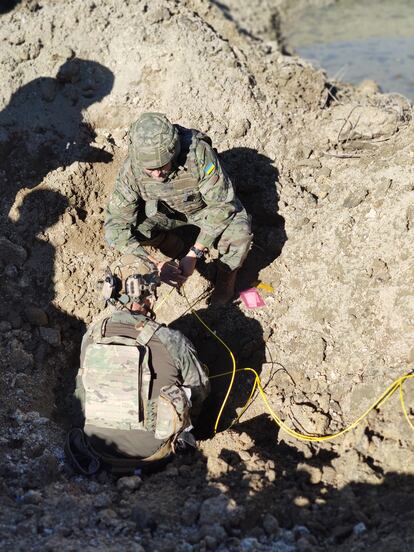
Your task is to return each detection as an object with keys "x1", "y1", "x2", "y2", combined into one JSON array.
[{"x1": 204, "y1": 162, "x2": 215, "y2": 175}]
